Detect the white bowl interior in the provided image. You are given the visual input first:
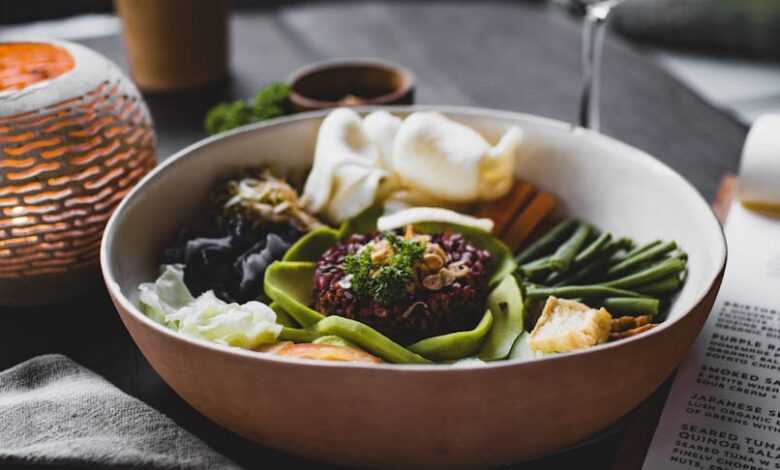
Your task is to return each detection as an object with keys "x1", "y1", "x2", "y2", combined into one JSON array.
[{"x1": 105, "y1": 106, "x2": 725, "y2": 344}]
